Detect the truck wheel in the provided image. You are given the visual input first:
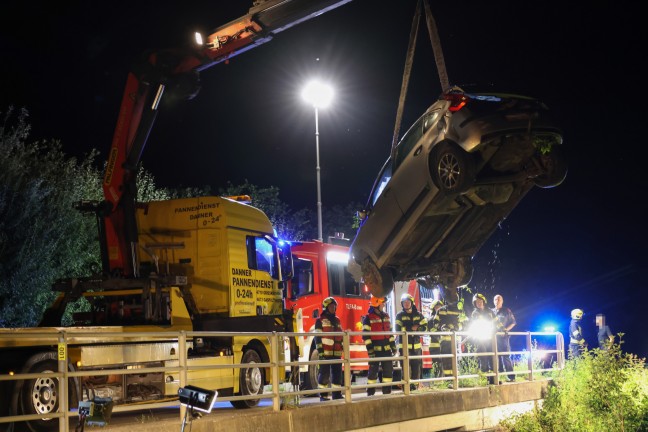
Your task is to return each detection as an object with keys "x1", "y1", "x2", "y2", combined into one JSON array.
[
  {"x1": 19, "y1": 352, "x2": 78, "y2": 432},
  {"x1": 231, "y1": 350, "x2": 263, "y2": 409},
  {"x1": 305, "y1": 349, "x2": 320, "y2": 391}
]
